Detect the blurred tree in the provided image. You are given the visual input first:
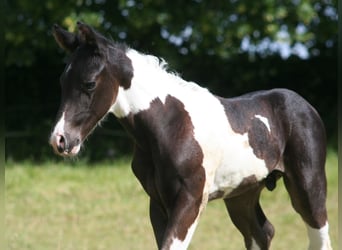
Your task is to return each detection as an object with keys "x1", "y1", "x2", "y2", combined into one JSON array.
[
  {"x1": 5, "y1": 0, "x2": 337, "y2": 161},
  {"x1": 5, "y1": 0, "x2": 337, "y2": 66}
]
